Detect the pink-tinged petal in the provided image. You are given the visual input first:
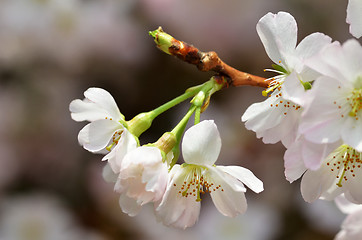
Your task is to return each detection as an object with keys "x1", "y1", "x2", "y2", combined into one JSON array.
[
  {"x1": 302, "y1": 140, "x2": 341, "y2": 171},
  {"x1": 120, "y1": 146, "x2": 168, "y2": 202},
  {"x1": 118, "y1": 194, "x2": 142, "y2": 217},
  {"x1": 301, "y1": 166, "x2": 339, "y2": 203},
  {"x1": 156, "y1": 165, "x2": 200, "y2": 229},
  {"x1": 78, "y1": 120, "x2": 122, "y2": 152},
  {"x1": 103, "y1": 129, "x2": 138, "y2": 173},
  {"x1": 256, "y1": 11, "x2": 297, "y2": 69},
  {"x1": 83, "y1": 88, "x2": 122, "y2": 120},
  {"x1": 182, "y1": 120, "x2": 221, "y2": 165},
  {"x1": 102, "y1": 163, "x2": 118, "y2": 183},
  {"x1": 335, "y1": 194, "x2": 362, "y2": 214},
  {"x1": 208, "y1": 168, "x2": 248, "y2": 217},
  {"x1": 121, "y1": 146, "x2": 161, "y2": 172},
  {"x1": 306, "y1": 41, "x2": 360, "y2": 83},
  {"x1": 170, "y1": 200, "x2": 201, "y2": 229},
  {"x1": 300, "y1": 76, "x2": 347, "y2": 144},
  {"x1": 341, "y1": 116, "x2": 362, "y2": 152},
  {"x1": 347, "y1": 0, "x2": 362, "y2": 38},
  {"x1": 301, "y1": 118, "x2": 344, "y2": 144},
  {"x1": 125, "y1": 179, "x2": 155, "y2": 204},
  {"x1": 284, "y1": 140, "x2": 307, "y2": 183},
  {"x1": 217, "y1": 166, "x2": 263, "y2": 193}
]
